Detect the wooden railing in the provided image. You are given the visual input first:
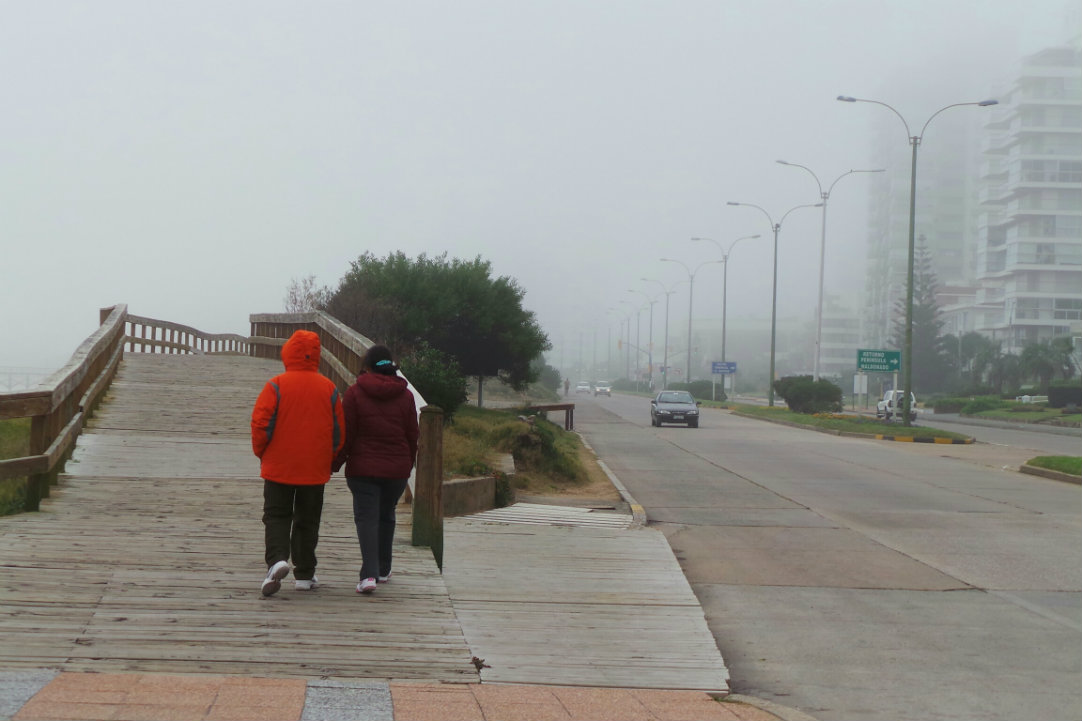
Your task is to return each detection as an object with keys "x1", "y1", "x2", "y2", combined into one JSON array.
[
  {"x1": 0, "y1": 305, "x2": 250, "y2": 510},
  {"x1": 249, "y1": 311, "x2": 376, "y2": 392},
  {"x1": 2, "y1": 307, "x2": 442, "y2": 555},
  {"x1": 124, "y1": 313, "x2": 249, "y2": 355}
]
